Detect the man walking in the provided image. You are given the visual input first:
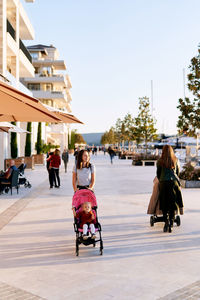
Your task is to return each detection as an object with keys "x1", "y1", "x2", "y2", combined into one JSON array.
[
  {"x1": 108, "y1": 147, "x2": 115, "y2": 164},
  {"x1": 62, "y1": 148, "x2": 69, "y2": 173}
]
